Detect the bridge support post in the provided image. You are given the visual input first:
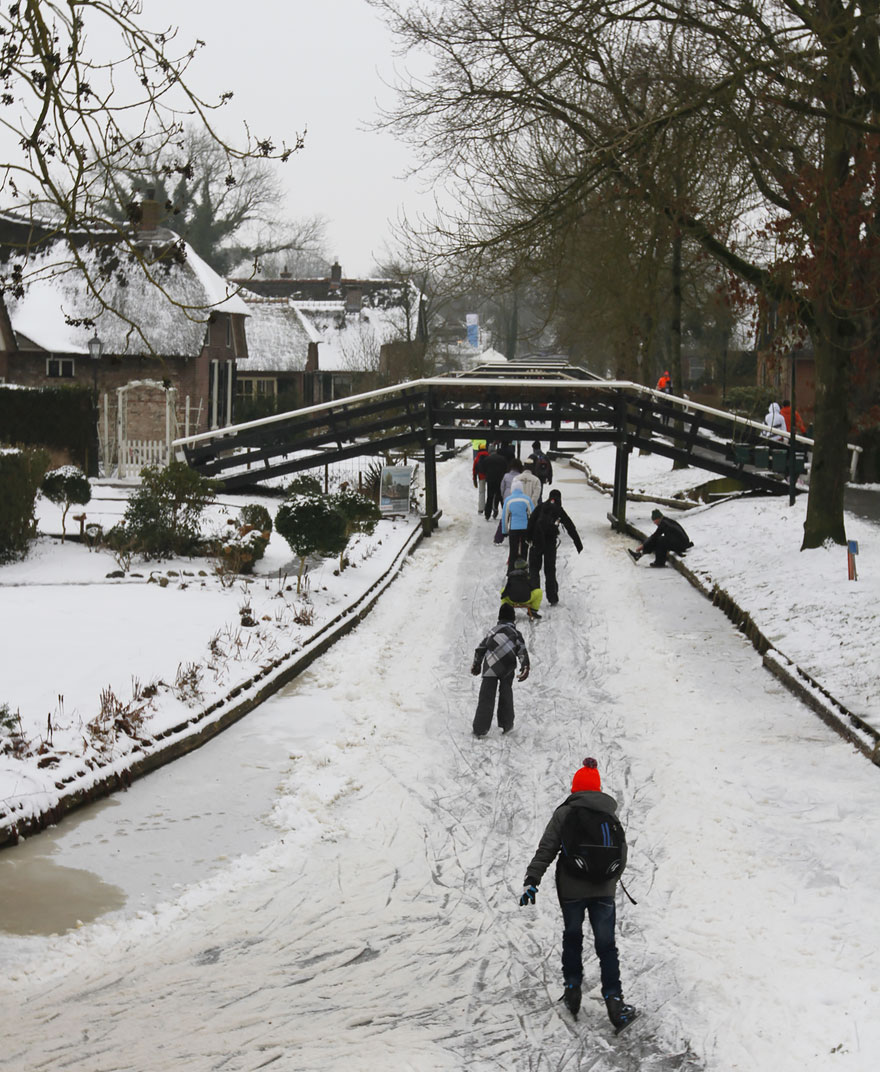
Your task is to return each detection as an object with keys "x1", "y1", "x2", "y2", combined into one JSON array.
[
  {"x1": 422, "y1": 437, "x2": 440, "y2": 532},
  {"x1": 611, "y1": 444, "x2": 630, "y2": 530}
]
